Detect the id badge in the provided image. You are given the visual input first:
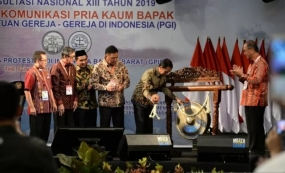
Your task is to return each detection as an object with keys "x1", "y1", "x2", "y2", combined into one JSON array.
[
  {"x1": 42, "y1": 90, "x2": 49, "y2": 101},
  {"x1": 243, "y1": 81, "x2": 248, "y2": 90},
  {"x1": 66, "y1": 85, "x2": 73, "y2": 95}
]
